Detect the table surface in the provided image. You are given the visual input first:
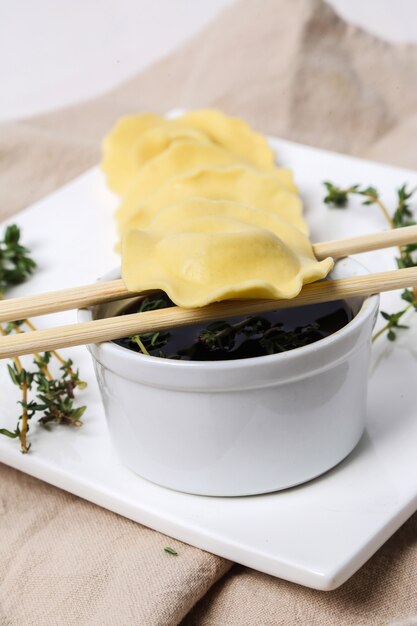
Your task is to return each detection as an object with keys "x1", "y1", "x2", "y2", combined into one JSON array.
[{"x1": 1, "y1": 0, "x2": 417, "y2": 123}]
